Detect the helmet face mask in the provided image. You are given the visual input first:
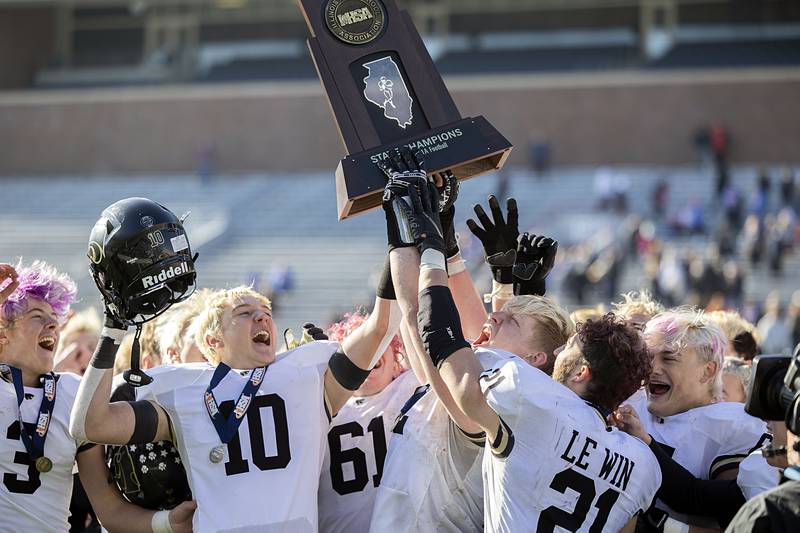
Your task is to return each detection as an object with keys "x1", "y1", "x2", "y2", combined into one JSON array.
[{"x1": 89, "y1": 198, "x2": 197, "y2": 325}]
